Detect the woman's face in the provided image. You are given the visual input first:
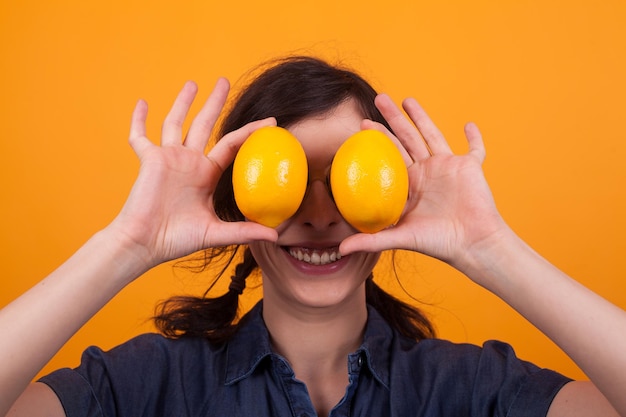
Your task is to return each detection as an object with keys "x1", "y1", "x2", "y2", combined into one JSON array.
[{"x1": 249, "y1": 99, "x2": 380, "y2": 311}]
